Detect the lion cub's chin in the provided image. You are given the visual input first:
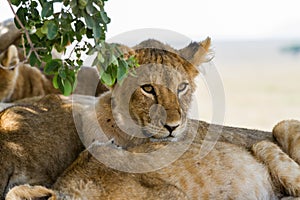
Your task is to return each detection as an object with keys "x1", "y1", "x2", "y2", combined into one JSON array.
[{"x1": 150, "y1": 137, "x2": 181, "y2": 142}]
